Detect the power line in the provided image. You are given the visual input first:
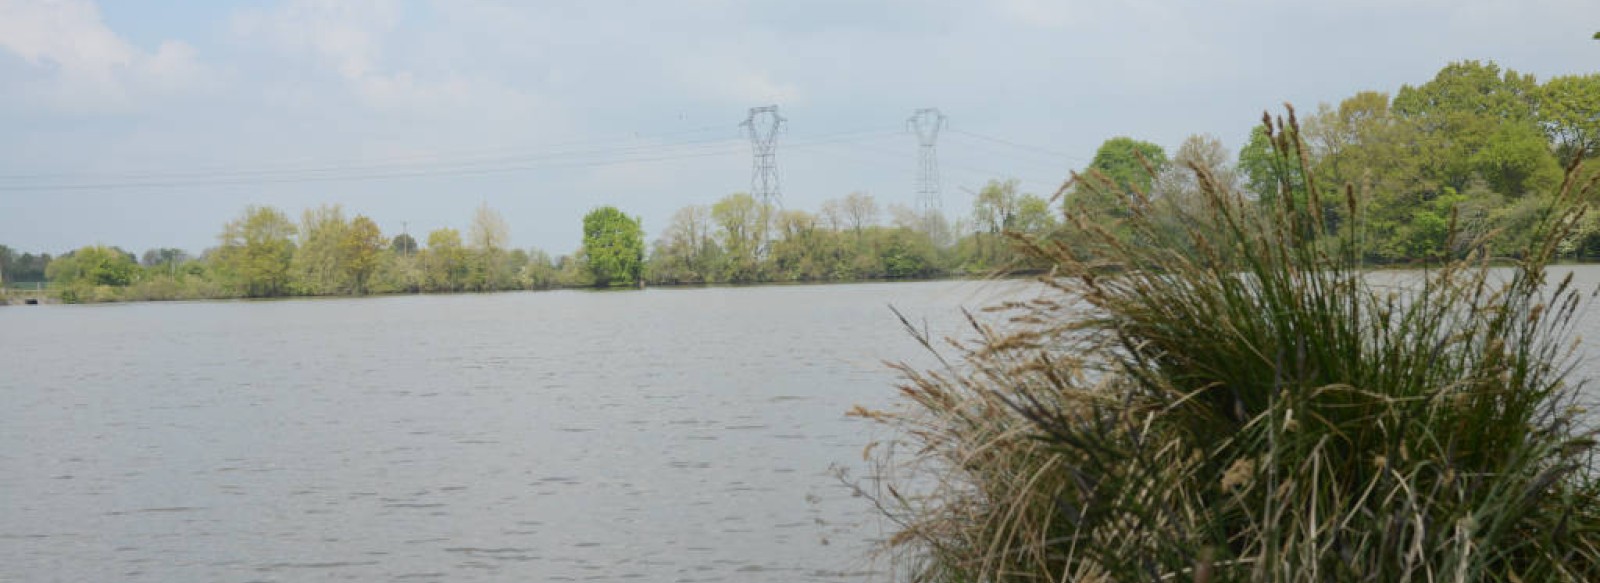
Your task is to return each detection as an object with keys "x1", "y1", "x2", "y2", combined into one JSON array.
[
  {"x1": 947, "y1": 129, "x2": 1084, "y2": 163},
  {"x1": 0, "y1": 135, "x2": 744, "y2": 185},
  {"x1": 806, "y1": 135, "x2": 1060, "y2": 188},
  {"x1": 0, "y1": 128, "x2": 901, "y2": 193},
  {"x1": 943, "y1": 138, "x2": 1078, "y2": 177},
  {"x1": 0, "y1": 124, "x2": 735, "y2": 182},
  {"x1": 0, "y1": 121, "x2": 1063, "y2": 196},
  {"x1": 0, "y1": 142, "x2": 750, "y2": 192}
]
